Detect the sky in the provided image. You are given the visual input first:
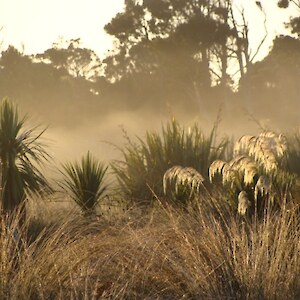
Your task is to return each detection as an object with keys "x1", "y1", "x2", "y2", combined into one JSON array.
[
  {"x1": 0, "y1": 0, "x2": 125, "y2": 58},
  {"x1": 0, "y1": 0, "x2": 299, "y2": 163},
  {"x1": 0, "y1": 0, "x2": 298, "y2": 61}
]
